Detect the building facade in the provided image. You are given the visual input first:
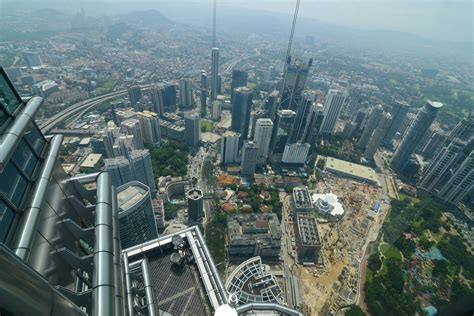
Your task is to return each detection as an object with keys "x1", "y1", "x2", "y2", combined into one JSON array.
[
  {"x1": 319, "y1": 89, "x2": 347, "y2": 135},
  {"x1": 391, "y1": 101, "x2": 443, "y2": 173},
  {"x1": 241, "y1": 141, "x2": 259, "y2": 175},
  {"x1": 117, "y1": 181, "x2": 158, "y2": 249},
  {"x1": 253, "y1": 118, "x2": 274, "y2": 164},
  {"x1": 231, "y1": 86, "x2": 253, "y2": 144},
  {"x1": 220, "y1": 131, "x2": 240, "y2": 164}
]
